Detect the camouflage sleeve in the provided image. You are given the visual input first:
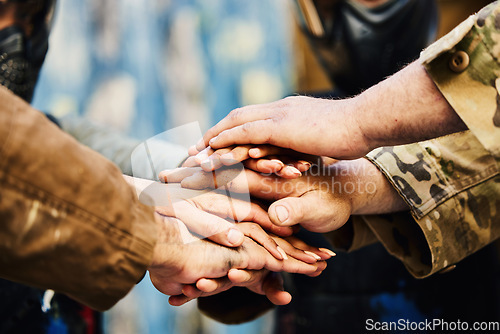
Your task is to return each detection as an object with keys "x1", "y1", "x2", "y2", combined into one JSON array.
[
  {"x1": 420, "y1": 1, "x2": 500, "y2": 158},
  {"x1": 364, "y1": 130, "x2": 500, "y2": 278}
]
